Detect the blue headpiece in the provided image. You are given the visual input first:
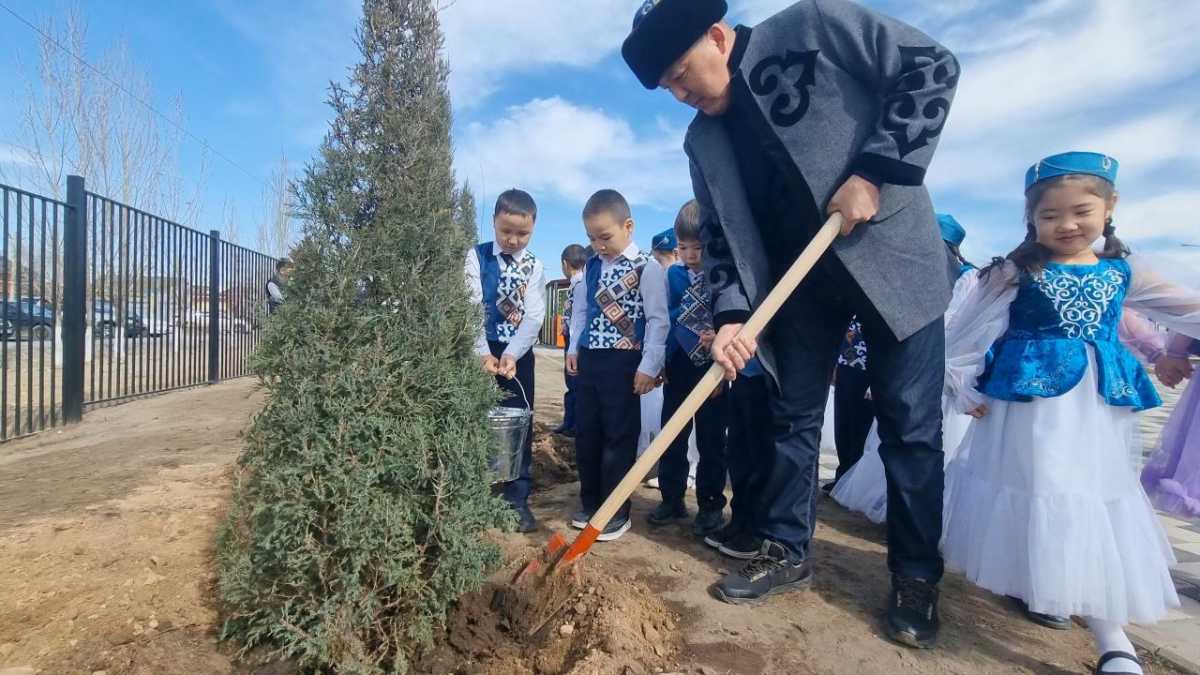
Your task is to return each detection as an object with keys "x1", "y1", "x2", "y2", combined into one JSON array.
[
  {"x1": 651, "y1": 228, "x2": 677, "y2": 252},
  {"x1": 1025, "y1": 151, "x2": 1119, "y2": 192},
  {"x1": 936, "y1": 213, "x2": 966, "y2": 248}
]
